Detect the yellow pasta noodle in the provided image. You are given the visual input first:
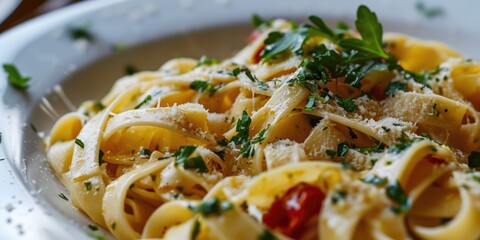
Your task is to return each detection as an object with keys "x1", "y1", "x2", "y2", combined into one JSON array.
[{"x1": 46, "y1": 5, "x2": 480, "y2": 240}]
